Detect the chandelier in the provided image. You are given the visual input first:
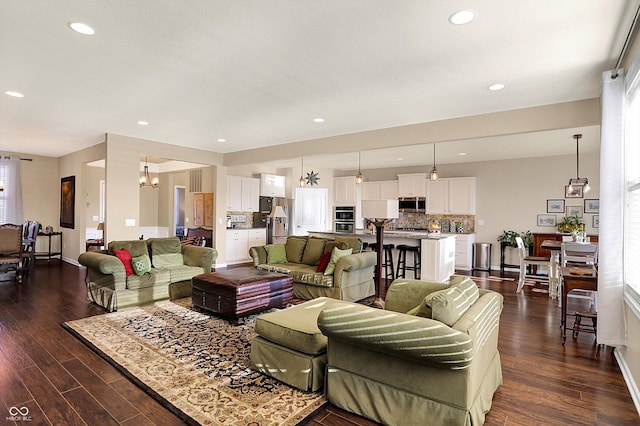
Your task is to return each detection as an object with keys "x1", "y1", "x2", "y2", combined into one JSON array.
[
  {"x1": 139, "y1": 157, "x2": 159, "y2": 188},
  {"x1": 567, "y1": 134, "x2": 590, "y2": 193}
]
